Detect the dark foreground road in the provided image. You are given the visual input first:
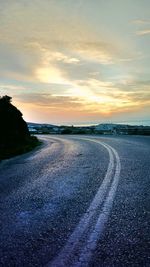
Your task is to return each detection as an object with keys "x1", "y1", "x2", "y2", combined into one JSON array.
[{"x1": 0, "y1": 135, "x2": 150, "y2": 267}]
